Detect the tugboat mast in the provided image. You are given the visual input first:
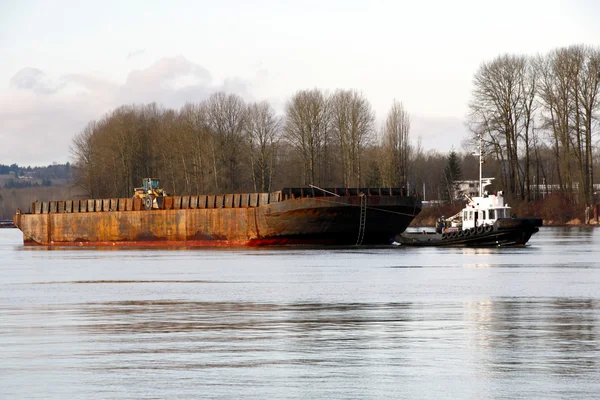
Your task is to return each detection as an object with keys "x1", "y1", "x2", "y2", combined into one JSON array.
[{"x1": 479, "y1": 134, "x2": 483, "y2": 197}]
